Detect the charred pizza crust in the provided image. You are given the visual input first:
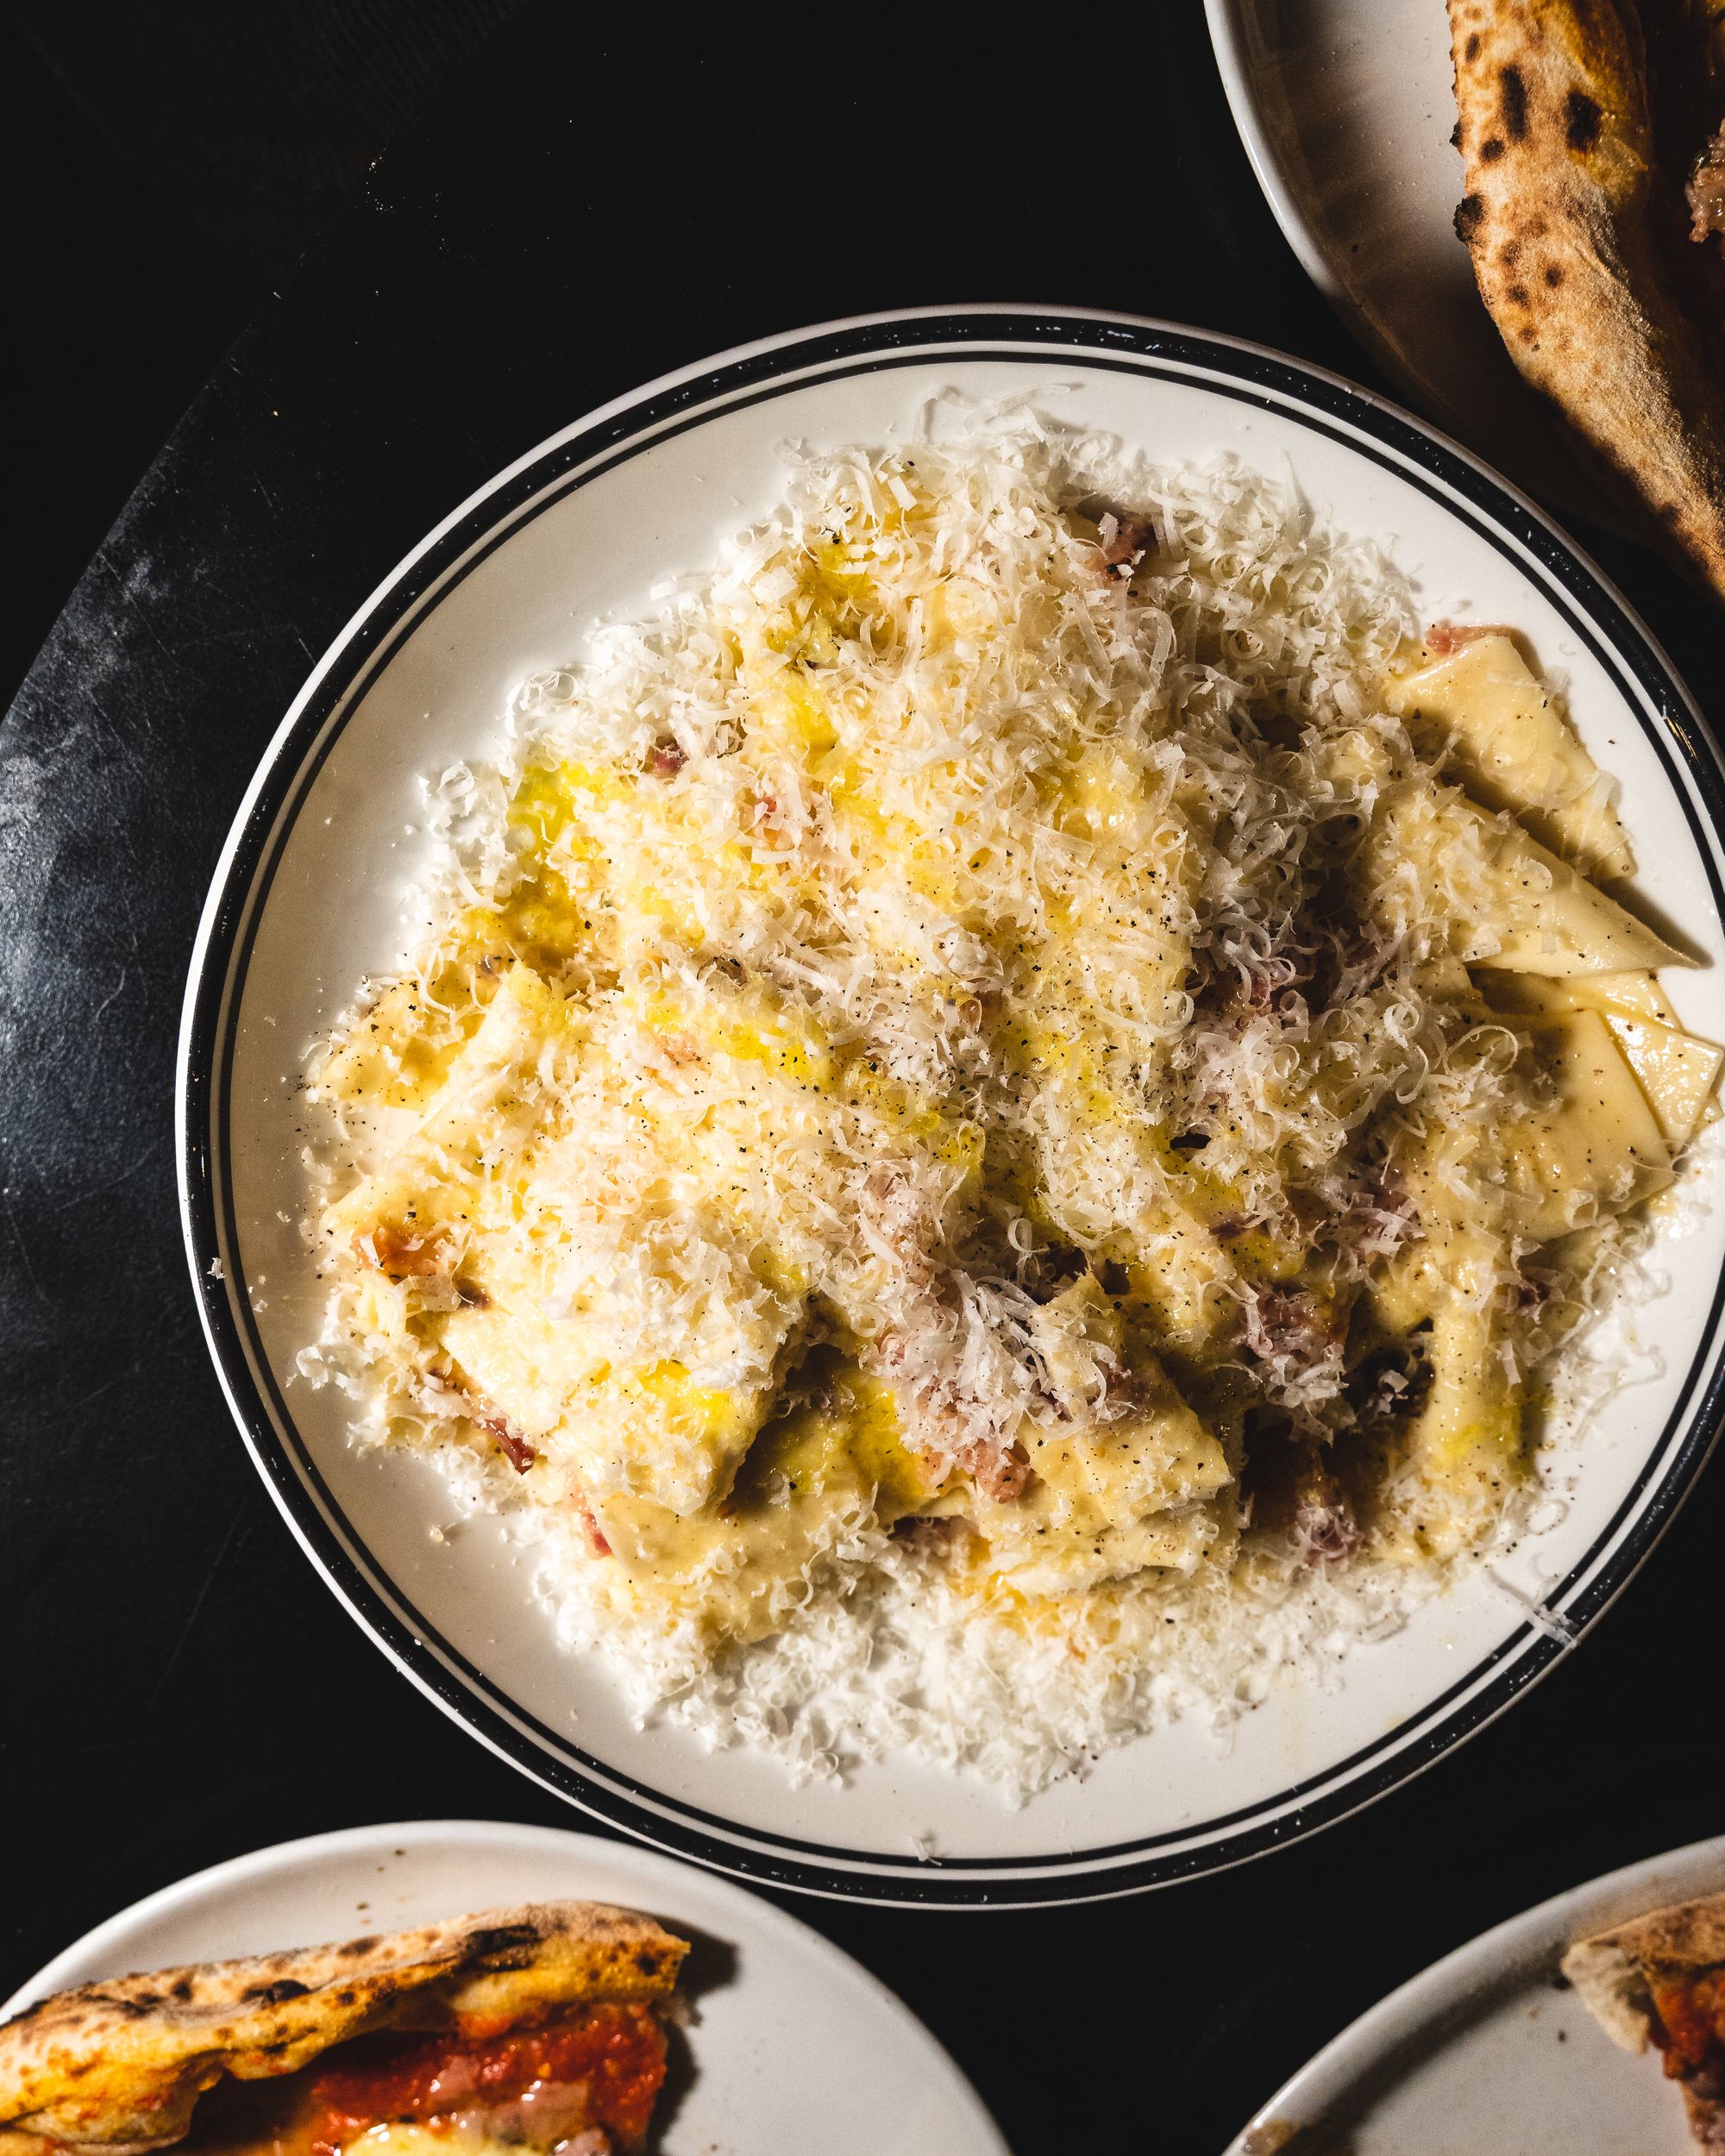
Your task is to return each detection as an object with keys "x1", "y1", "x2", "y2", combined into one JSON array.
[
  {"x1": 0, "y1": 1902, "x2": 687, "y2": 2156},
  {"x1": 1564, "y1": 1887, "x2": 1725, "y2": 2150},
  {"x1": 1448, "y1": 0, "x2": 1725, "y2": 599},
  {"x1": 1564, "y1": 1888, "x2": 1725, "y2": 2047}
]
